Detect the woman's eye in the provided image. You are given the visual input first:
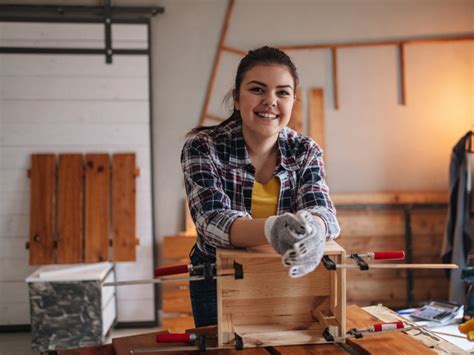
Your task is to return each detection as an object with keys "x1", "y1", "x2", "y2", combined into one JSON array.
[
  {"x1": 250, "y1": 87, "x2": 264, "y2": 93},
  {"x1": 278, "y1": 90, "x2": 290, "y2": 96}
]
